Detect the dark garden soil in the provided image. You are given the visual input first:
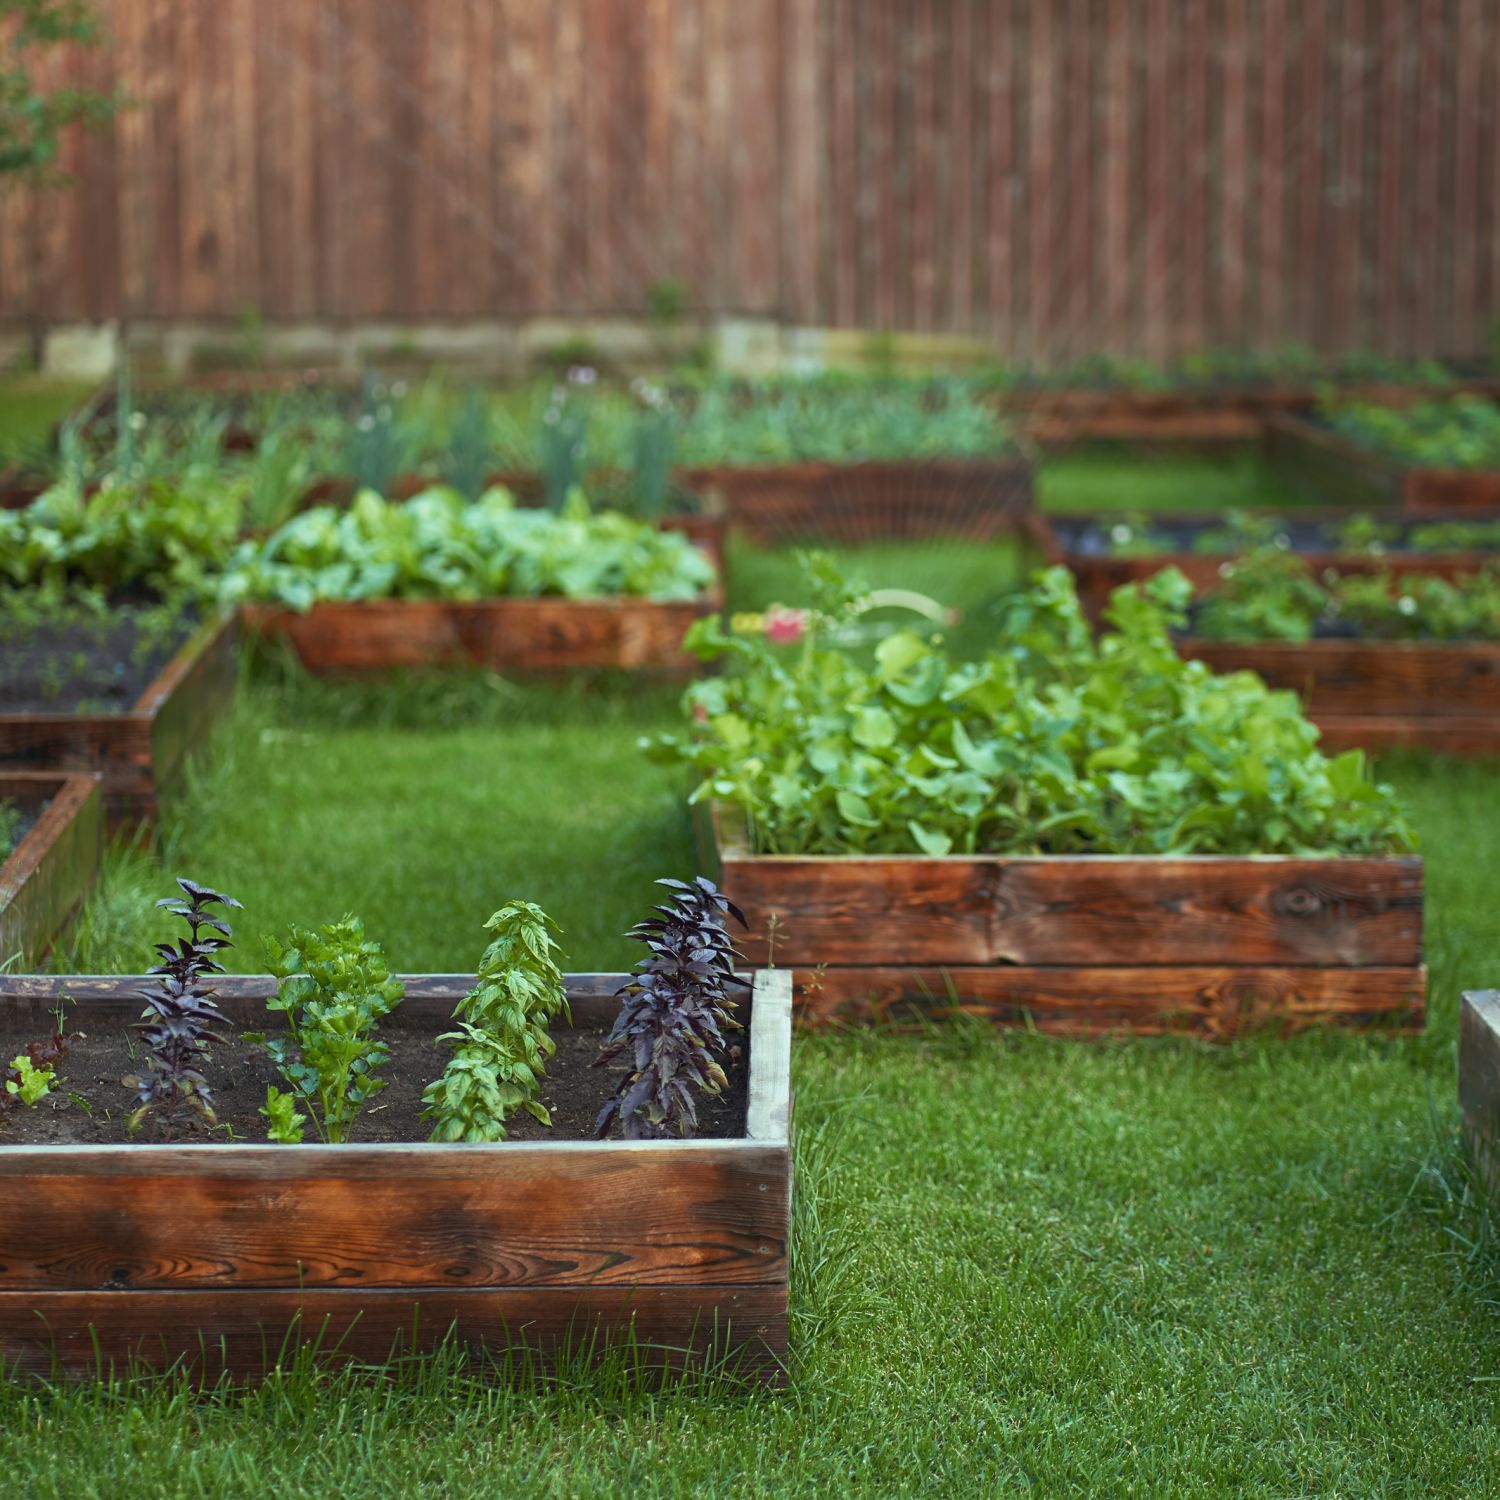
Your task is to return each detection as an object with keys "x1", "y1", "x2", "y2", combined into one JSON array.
[
  {"x1": 0, "y1": 1018, "x2": 749, "y2": 1146},
  {"x1": 0, "y1": 606, "x2": 195, "y2": 715}
]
